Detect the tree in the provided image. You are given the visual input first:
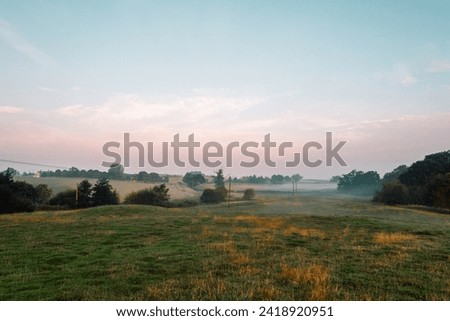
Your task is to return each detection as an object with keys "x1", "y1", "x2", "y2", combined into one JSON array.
[
  {"x1": 270, "y1": 174, "x2": 284, "y2": 184},
  {"x1": 214, "y1": 169, "x2": 225, "y2": 188},
  {"x1": 337, "y1": 170, "x2": 381, "y2": 191},
  {"x1": 77, "y1": 179, "x2": 92, "y2": 208},
  {"x1": 91, "y1": 178, "x2": 119, "y2": 206},
  {"x1": 108, "y1": 163, "x2": 124, "y2": 180},
  {"x1": 68, "y1": 167, "x2": 80, "y2": 177},
  {"x1": 382, "y1": 165, "x2": 408, "y2": 182},
  {"x1": 426, "y1": 173, "x2": 450, "y2": 209},
  {"x1": 35, "y1": 184, "x2": 53, "y2": 204},
  {"x1": 330, "y1": 175, "x2": 341, "y2": 183},
  {"x1": 200, "y1": 188, "x2": 225, "y2": 203},
  {"x1": 182, "y1": 172, "x2": 206, "y2": 188},
  {"x1": 0, "y1": 169, "x2": 38, "y2": 214},
  {"x1": 292, "y1": 174, "x2": 303, "y2": 193},
  {"x1": 373, "y1": 180, "x2": 410, "y2": 205},
  {"x1": 49, "y1": 190, "x2": 77, "y2": 209},
  {"x1": 148, "y1": 172, "x2": 162, "y2": 182},
  {"x1": 243, "y1": 188, "x2": 255, "y2": 200},
  {"x1": 399, "y1": 151, "x2": 450, "y2": 186}
]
